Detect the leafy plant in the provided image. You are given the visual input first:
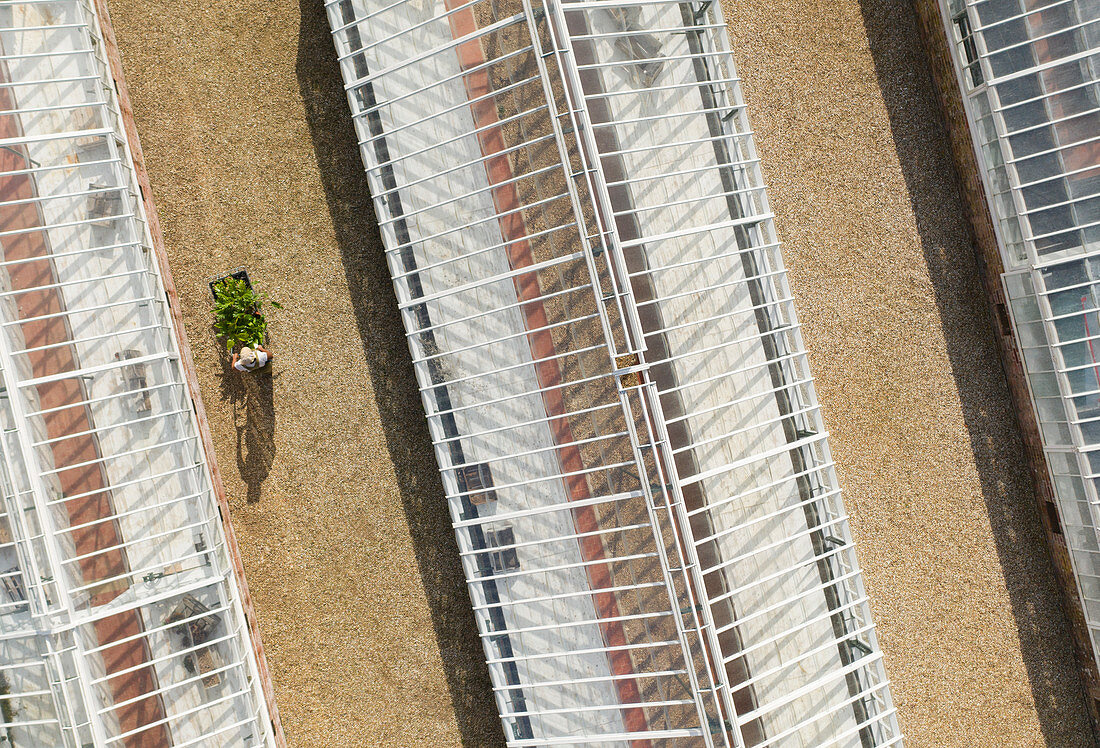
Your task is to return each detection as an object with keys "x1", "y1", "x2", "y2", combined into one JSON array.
[{"x1": 212, "y1": 277, "x2": 281, "y2": 352}]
